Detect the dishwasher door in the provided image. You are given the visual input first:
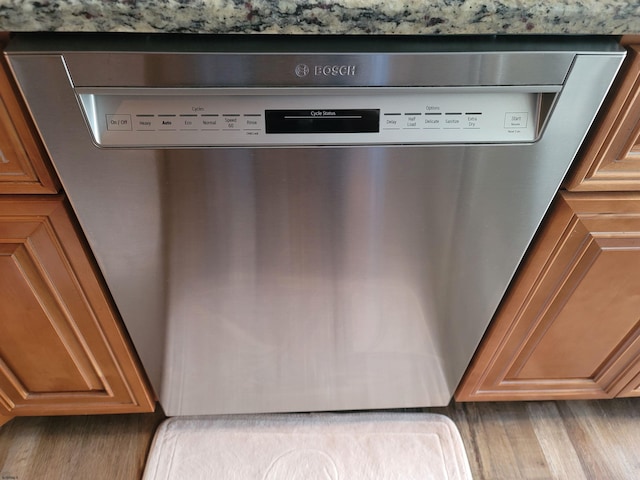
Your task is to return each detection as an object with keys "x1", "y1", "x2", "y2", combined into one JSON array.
[{"x1": 6, "y1": 35, "x2": 625, "y2": 415}]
